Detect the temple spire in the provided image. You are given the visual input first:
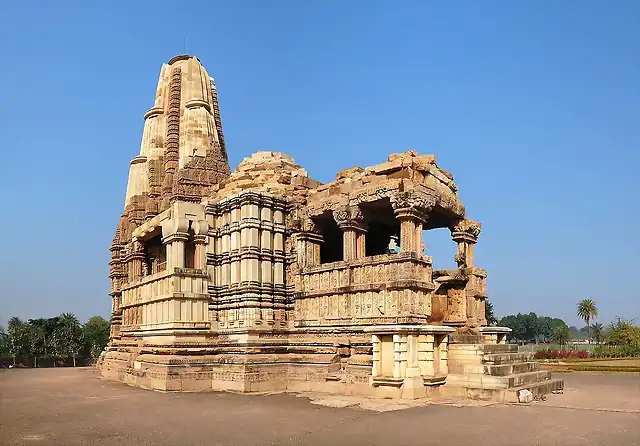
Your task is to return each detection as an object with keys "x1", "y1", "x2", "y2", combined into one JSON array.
[{"x1": 123, "y1": 54, "x2": 230, "y2": 211}]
